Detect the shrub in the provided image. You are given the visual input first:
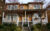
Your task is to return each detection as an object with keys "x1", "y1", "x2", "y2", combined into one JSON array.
[
  {"x1": 0, "y1": 24, "x2": 4, "y2": 29},
  {"x1": 46, "y1": 23, "x2": 50, "y2": 29},
  {"x1": 23, "y1": 23, "x2": 28, "y2": 27},
  {"x1": 36, "y1": 23, "x2": 41, "y2": 29}
]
